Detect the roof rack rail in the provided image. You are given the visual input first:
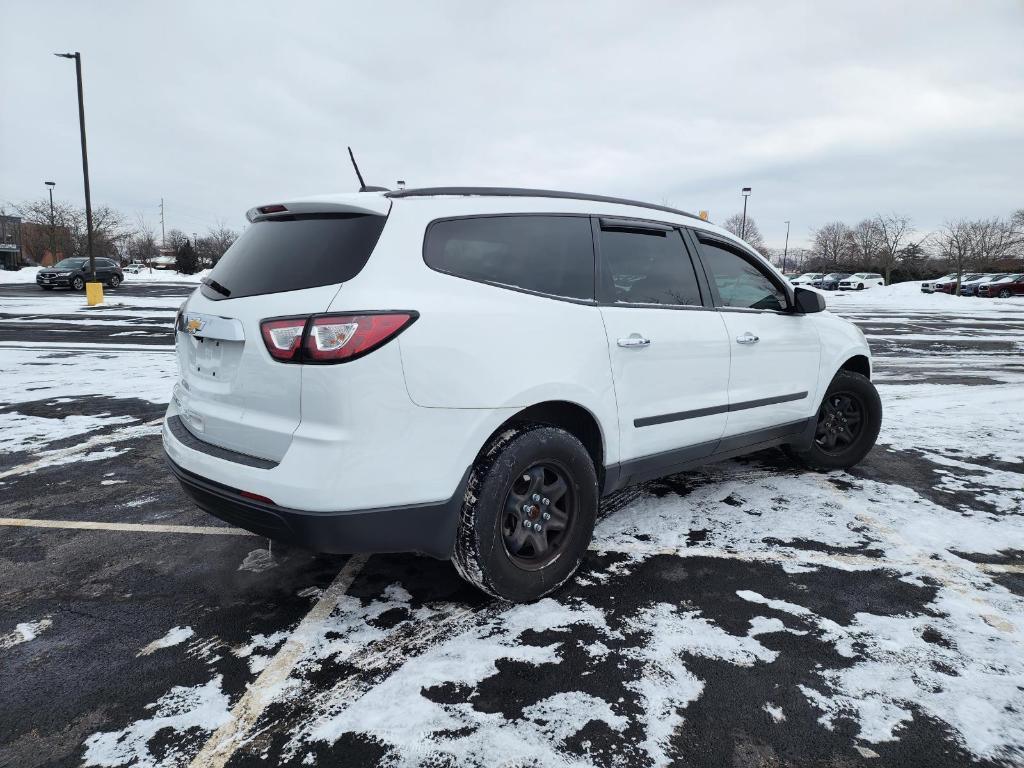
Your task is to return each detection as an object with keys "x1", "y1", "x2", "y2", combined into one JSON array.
[{"x1": 384, "y1": 186, "x2": 700, "y2": 221}]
